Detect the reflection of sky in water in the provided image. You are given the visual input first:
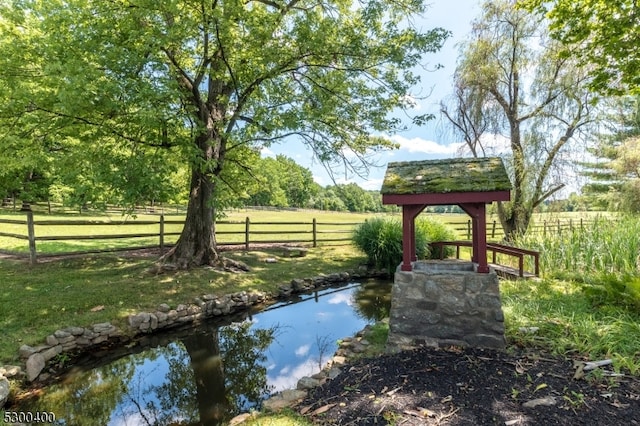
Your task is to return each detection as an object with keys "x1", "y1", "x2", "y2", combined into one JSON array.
[
  {"x1": 26, "y1": 281, "x2": 391, "y2": 425},
  {"x1": 258, "y1": 284, "x2": 367, "y2": 392}
]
